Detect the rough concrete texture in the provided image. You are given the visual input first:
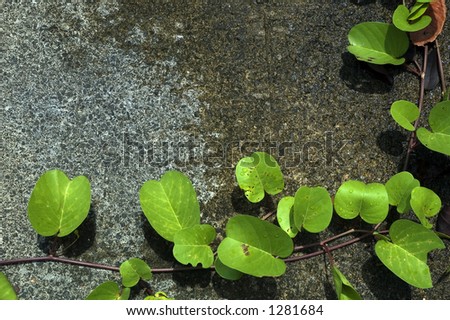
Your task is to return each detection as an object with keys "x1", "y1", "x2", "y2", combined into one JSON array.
[{"x1": 1, "y1": 0, "x2": 449, "y2": 299}]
